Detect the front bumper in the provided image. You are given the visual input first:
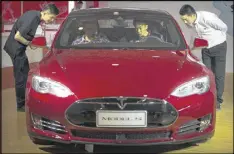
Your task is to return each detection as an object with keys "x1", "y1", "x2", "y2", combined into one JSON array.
[
  {"x1": 26, "y1": 89, "x2": 216, "y2": 146},
  {"x1": 26, "y1": 103, "x2": 215, "y2": 146},
  {"x1": 28, "y1": 129, "x2": 214, "y2": 146}
]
